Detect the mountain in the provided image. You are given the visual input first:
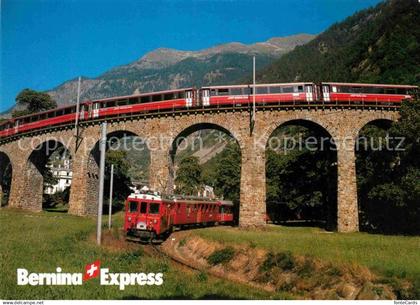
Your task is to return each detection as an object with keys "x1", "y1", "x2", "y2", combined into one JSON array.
[
  {"x1": 45, "y1": 34, "x2": 314, "y2": 106},
  {"x1": 258, "y1": 0, "x2": 420, "y2": 85}
]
